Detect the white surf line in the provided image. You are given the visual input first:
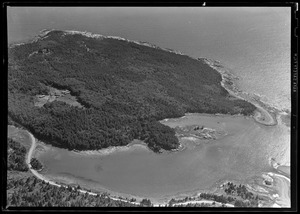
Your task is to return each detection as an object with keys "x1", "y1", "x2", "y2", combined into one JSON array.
[
  {"x1": 108, "y1": 196, "x2": 140, "y2": 206},
  {"x1": 172, "y1": 200, "x2": 234, "y2": 207}
]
